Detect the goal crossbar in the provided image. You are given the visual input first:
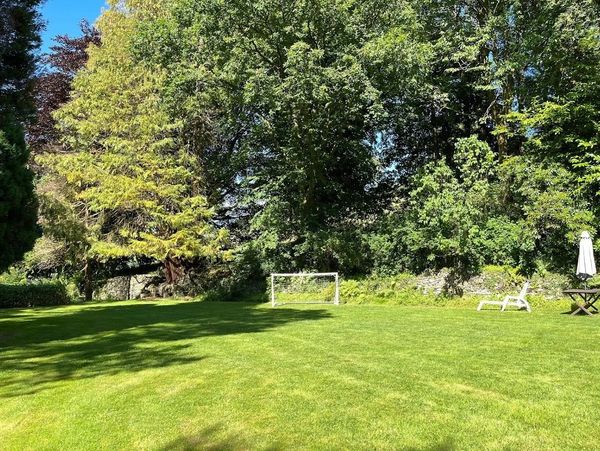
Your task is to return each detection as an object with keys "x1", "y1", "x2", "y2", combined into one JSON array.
[{"x1": 271, "y1": 272, "x2": 340, "y2": 306}]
